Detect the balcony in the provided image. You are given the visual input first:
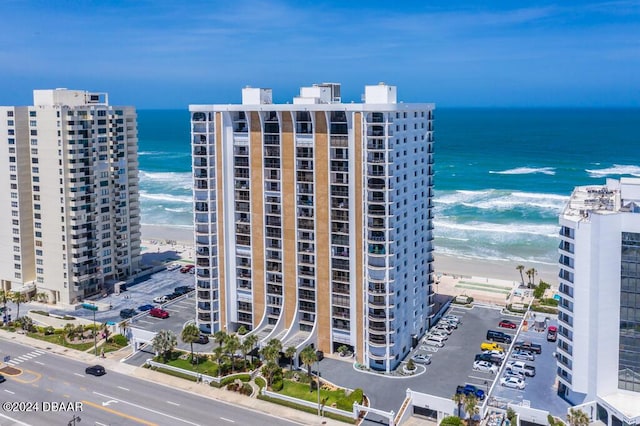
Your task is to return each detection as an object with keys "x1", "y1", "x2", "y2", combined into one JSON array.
[{"x1": 368, "y1": 206, "x2": 387, "y2": 217}]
